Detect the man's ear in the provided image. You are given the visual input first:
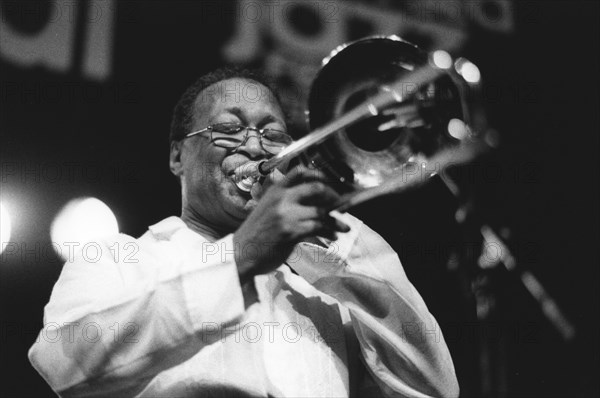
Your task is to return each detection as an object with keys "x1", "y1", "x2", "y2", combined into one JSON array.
[{"x1": 169, "y1": 140, "x2": 184, "y2": 177}]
